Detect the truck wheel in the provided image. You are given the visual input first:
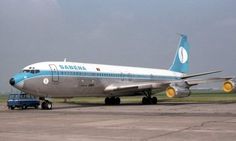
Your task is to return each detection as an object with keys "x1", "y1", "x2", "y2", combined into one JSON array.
[
  {"x1": 10, "y1": 106, "x2": 15, "y2": 110},
  {"x1": 21, "y1": 105, "x2": 27, "y2": 110}
]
